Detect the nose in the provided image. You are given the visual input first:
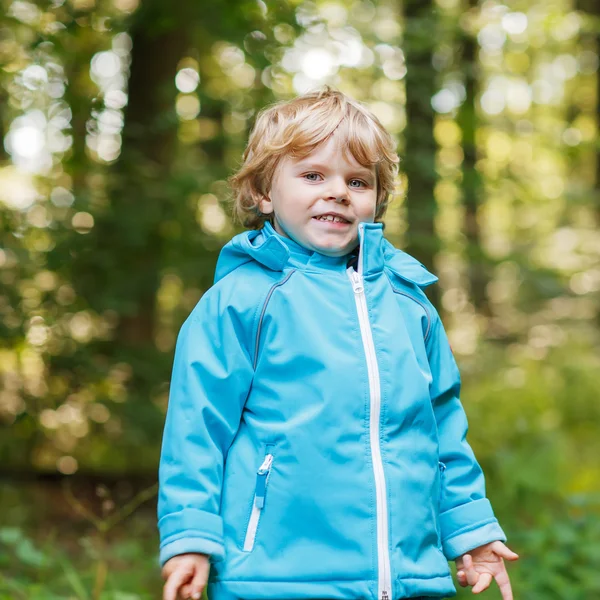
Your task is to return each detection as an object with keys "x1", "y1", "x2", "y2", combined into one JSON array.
[{"x1": 325, "y1": 177, "x2": 349, "y2": 205}]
